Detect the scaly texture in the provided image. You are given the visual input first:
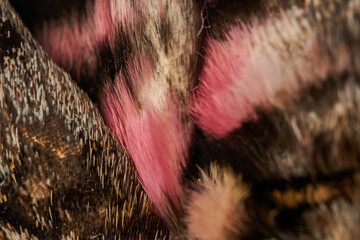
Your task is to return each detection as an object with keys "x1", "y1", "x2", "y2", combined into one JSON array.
[
  {"x1": 100, "y1": 0, "x2": 201, "y2": 228},
  {"x1": 4, "y1": 0, "x2": 360, "y2": 239},
  {"x1": 0, "y1": 0, "x2": 169, "y2": 238}
]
